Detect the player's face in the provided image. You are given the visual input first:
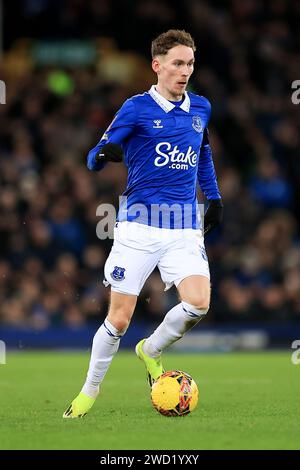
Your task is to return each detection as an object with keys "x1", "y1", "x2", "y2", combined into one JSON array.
[{"x1": 153, "y1": 45, "x2": 195, "y2": 100}]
